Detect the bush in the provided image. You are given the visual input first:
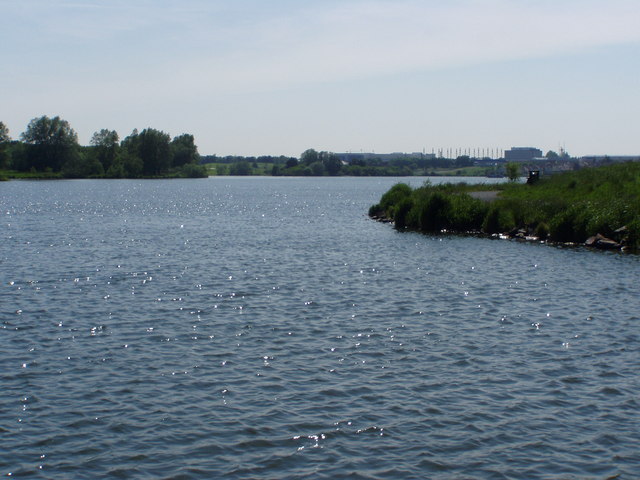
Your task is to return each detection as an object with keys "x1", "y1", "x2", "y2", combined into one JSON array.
[
  {"x1": 229, "y1": 161, "x2": 252, "y2": 175},
  {"x1": 379, "y1": 183, "x2": 412, "y2": 212},
  {"x1": 179, "y1": 163, "x2": 208, "y2": 178},
  {"x1": 418, "y1": 192, "x2": 451, "y2": 232},
  {"x1": 368, "y1": 203, "x2": 383, "y2": 218},
  {"x1": 482, "y1": 205, "x2": 515, "y2": 234},
  {"x1": 549, "y1": 210, "x2": 575, "y2": 243},
  {"x1": 448, "y1": 194, "x2": 487, "y2": 232},
  {"x1": 584, "y1": 201, "x2": 626, "y2": 238},
  {"x1": 534, "y1": 222, "x2": 549, "y2": 239},
  {"x1": 394, "y1": 197, "x2": 414, "y2": 229},
  {"x1": 62, "y1": 154, "x2": 104, "y2": 178},
  {"x1": 549, "y1": 205, "x2": 586, "y2": 243}
]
